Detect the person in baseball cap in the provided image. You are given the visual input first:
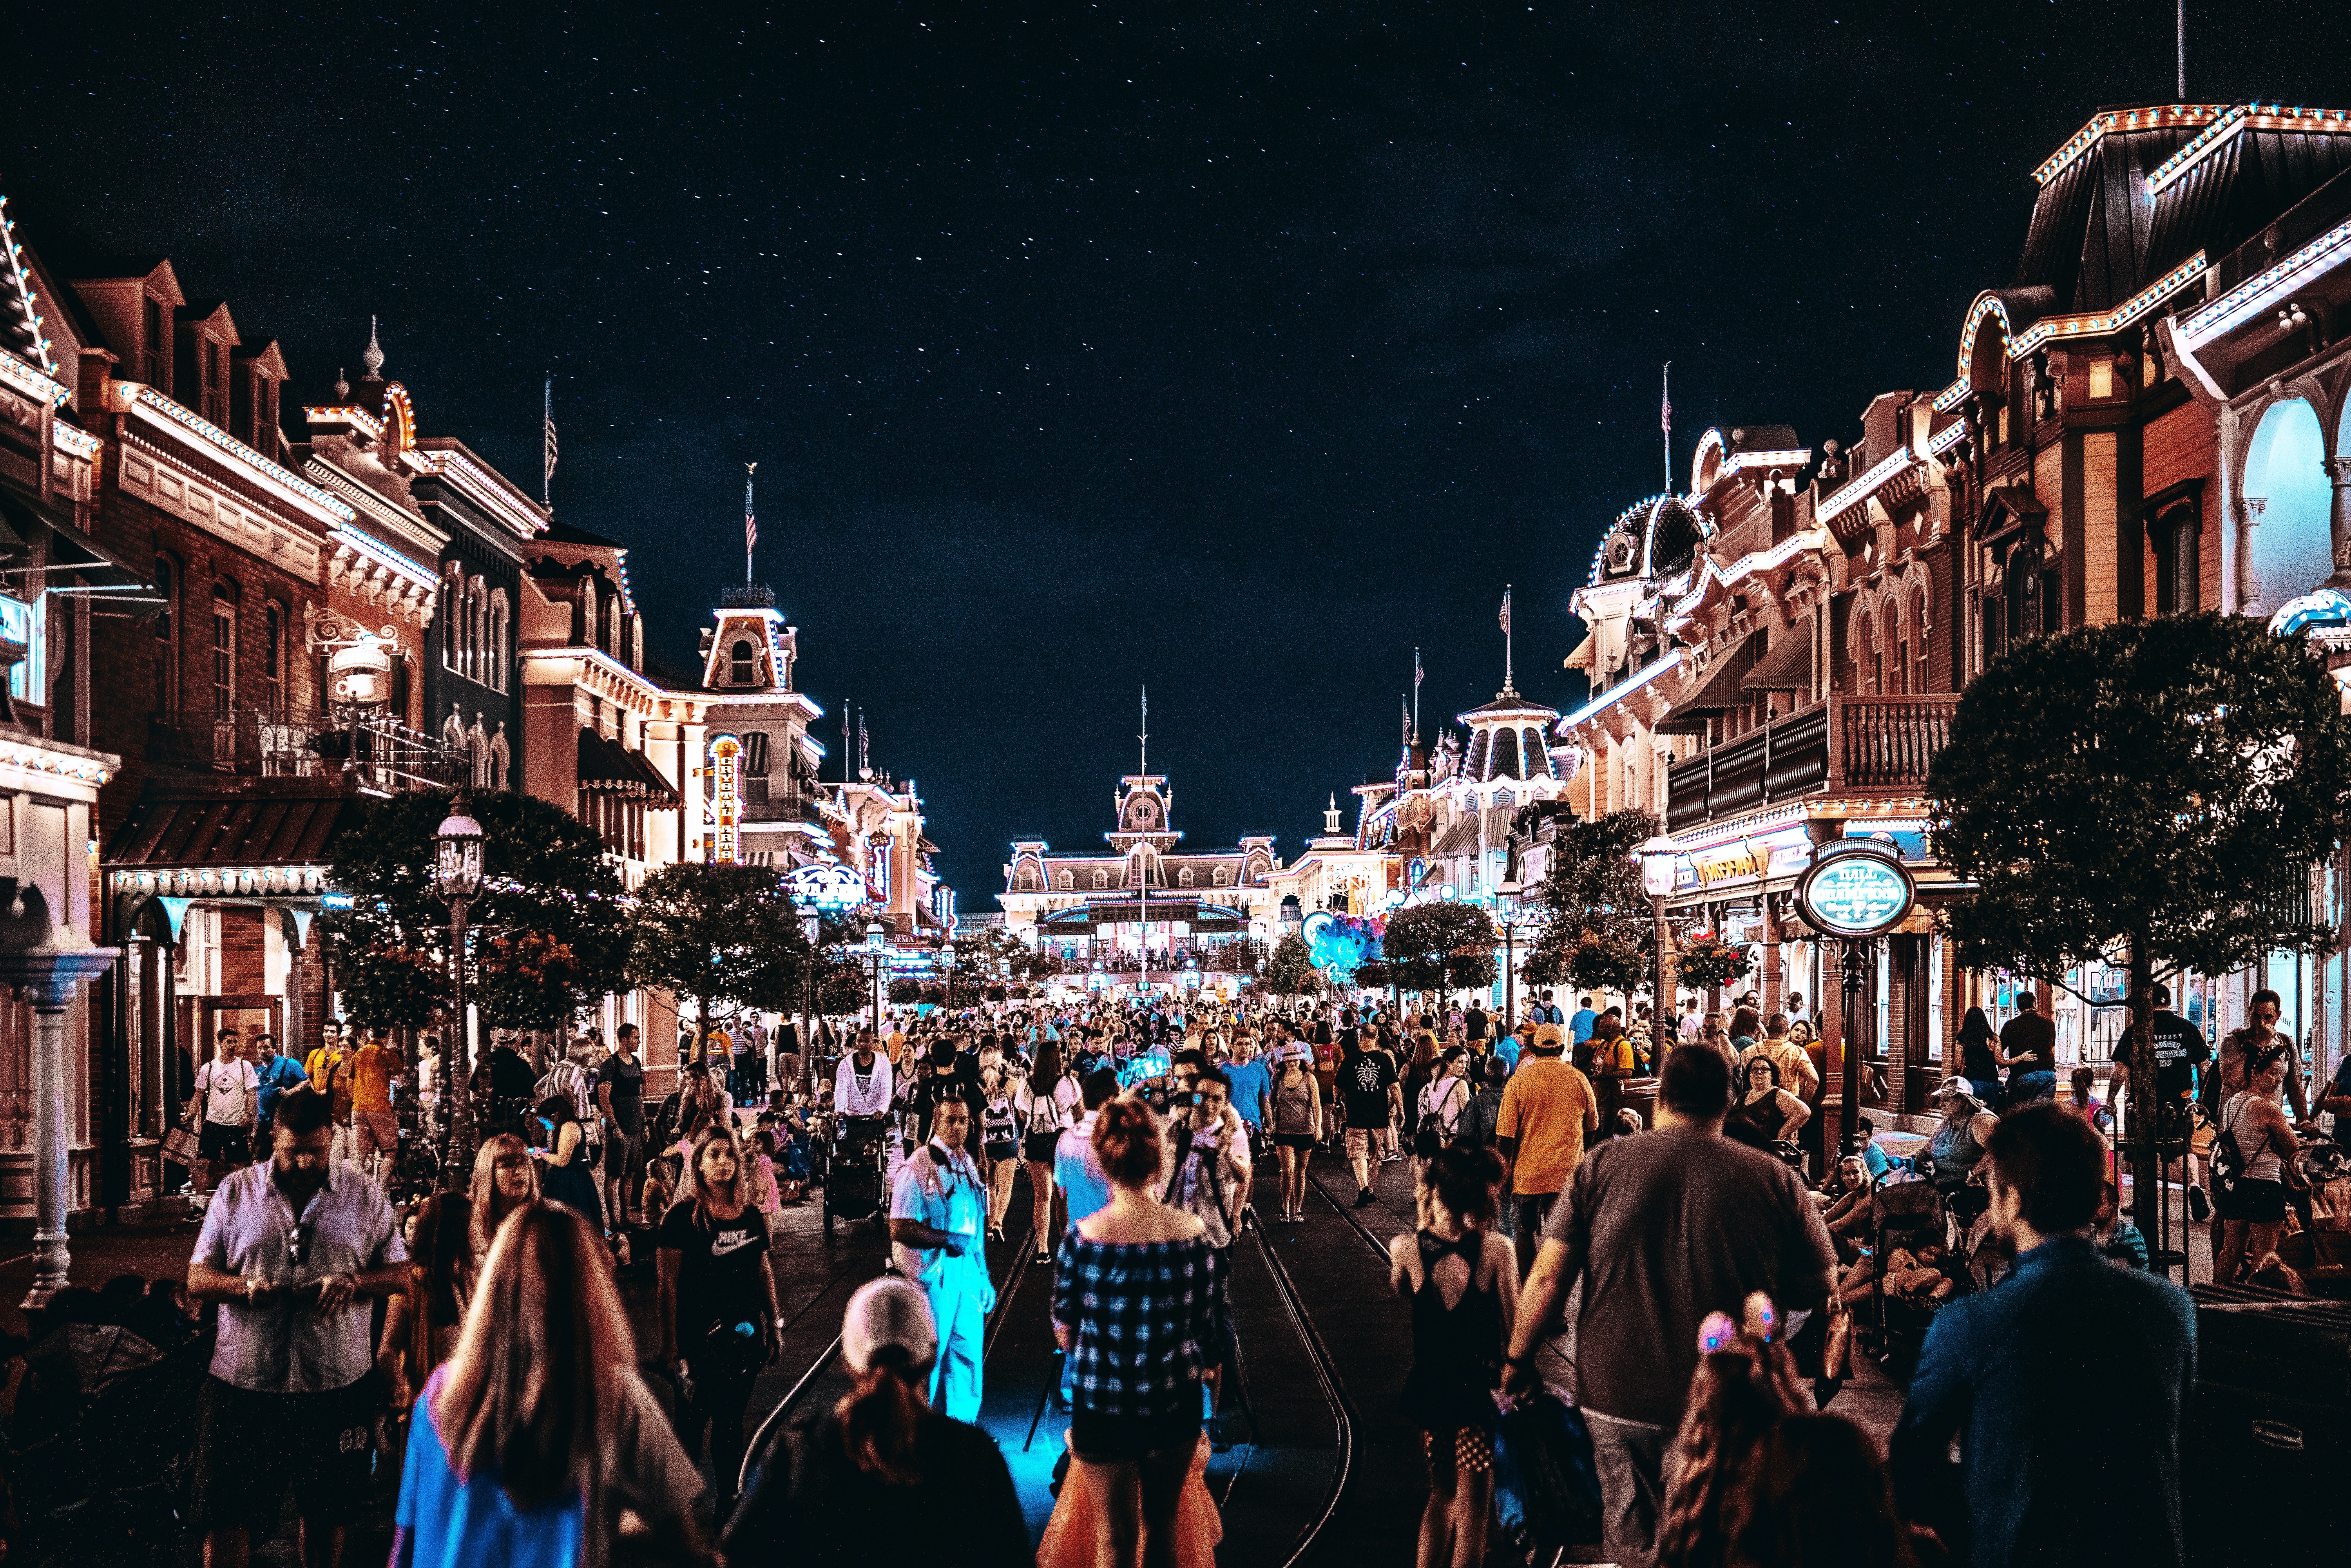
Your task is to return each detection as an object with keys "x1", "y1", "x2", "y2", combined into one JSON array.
[{"x1": 723, "y1": 1276, "x2": 1030, "y2": 1563}]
